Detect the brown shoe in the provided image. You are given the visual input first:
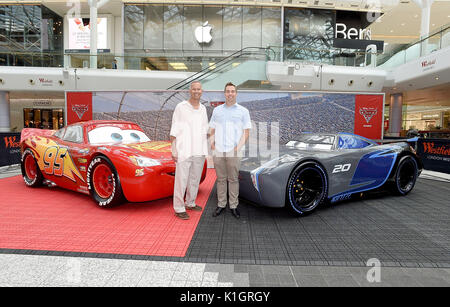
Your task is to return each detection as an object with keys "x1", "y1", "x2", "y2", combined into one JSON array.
[
  {"x1": 175, "y1": 212, "x2": 190, "y2": 220},
  {"x1": 186, "y1": 205, "x2": 202, "y2": 211}
]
